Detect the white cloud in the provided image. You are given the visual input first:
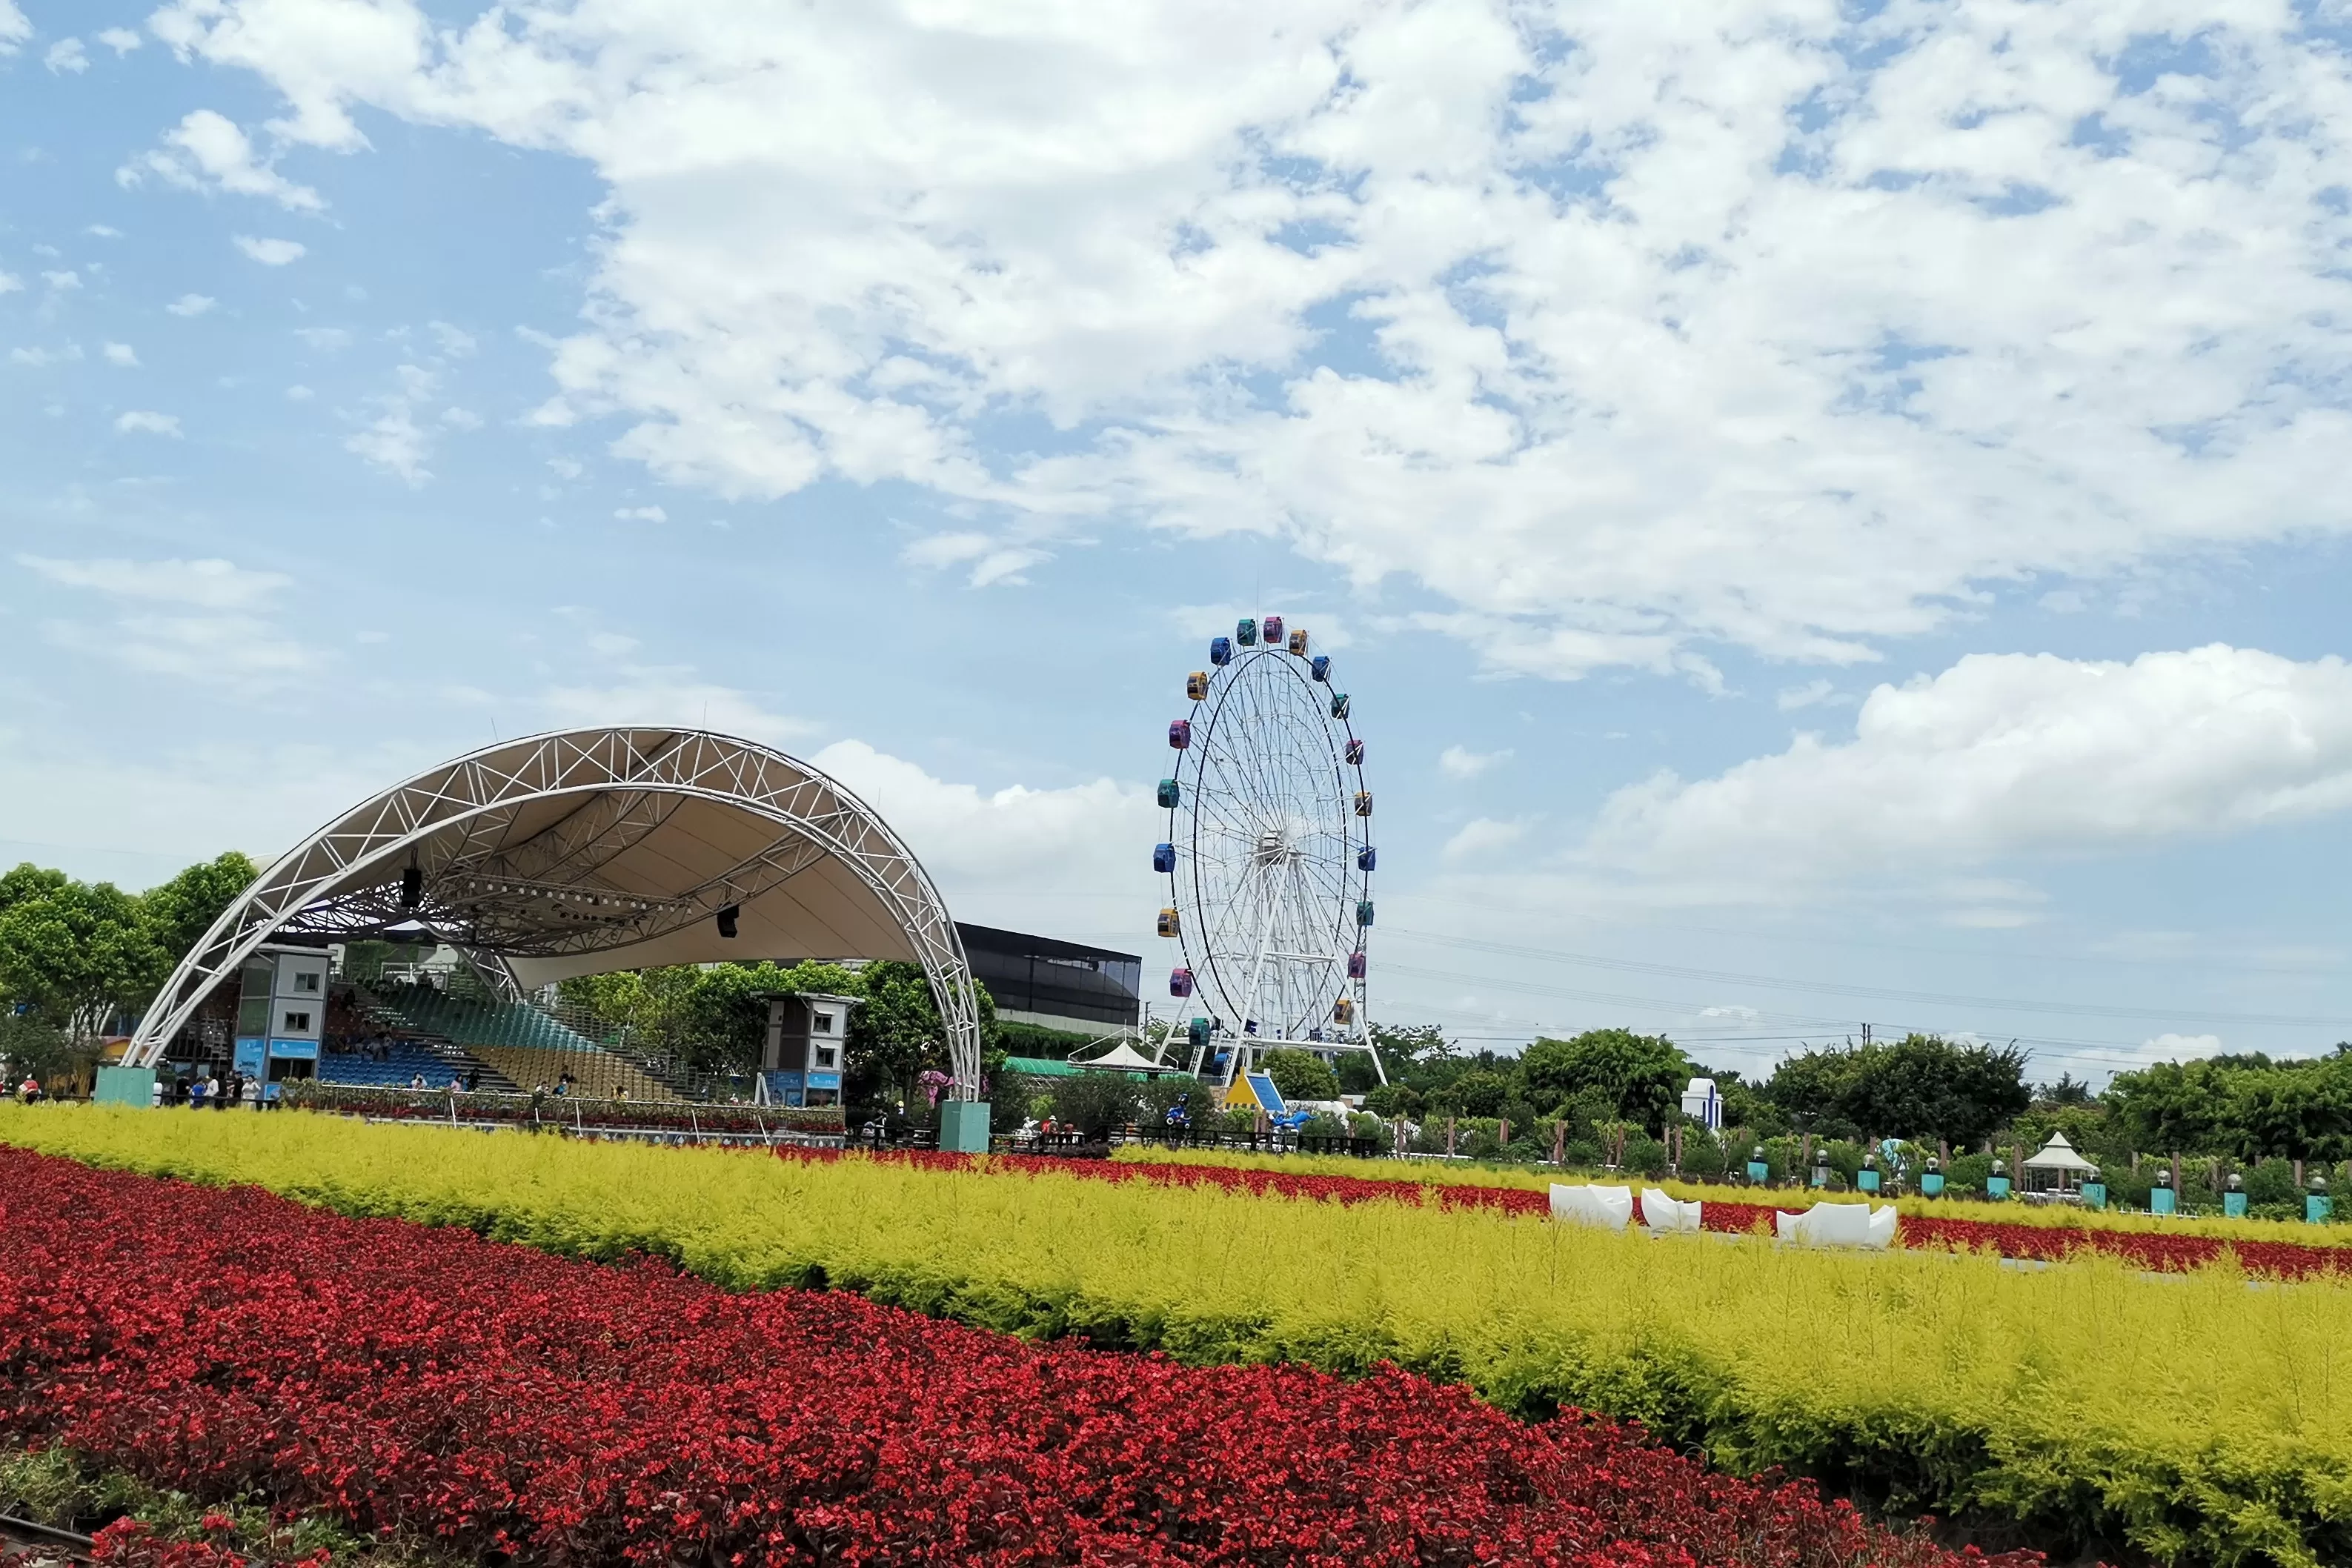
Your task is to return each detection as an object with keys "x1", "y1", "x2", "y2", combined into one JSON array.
[
  {"x1": 86, "y1": 225, "x2": 123, "y2": 239},
  {"x1": 1443, "y1": 816, "x2": 1528, "y2": 860},
  {"x1": 0, "y1": 273, "x2": 19, "y2": 296},
  {"x1": 1592, "y1": 645, "x2": 2352, "y2": 883},
  {"x1": 900, "y1": 531, "x2": 1048, "y2": 587},
  {"x1": 546, "y1": 456, "x2": 582, "y2": 480},
  {"x1": 10, "y1": 345, "x2": 84, "y2": 368},
  {"x1": 1438, "y1": 744, "x2": 1512, "y2": 781},
  {"x1": 136, "y1": 0, "x2": 2352, "y2": 680},
  {"x1": 285, "y1": 383, "x2": 313, "y2": 400},
  {"x1": 19, "y1": 555, "x2": 312, "y2": 687},
  {"x1": 541, "y1": 672, "x2": 809, "y2": 748},
  {"x1": 809, "y1": 739, "x2": 1161, "y2": 921},
  {"x1": 1776, "y1": 680, "x2": 1847, "y2": 712},
  {"x1": 293, "y1": 327, "x2": 351, "y2": 350},
  {"x1": 439, "y1": 406, "x2": 481, "y2": 430},
  {"x1": 123, "y1": 110, "x2": 323, "y2": 211},
  {"x1": 233, "y1": 236, "x2": 305, "y2": 266},
  {"x1": 0, "y1": 1, "x2": 27, "y2": 57},
  {"x1": 41, "y1": 271, "x2": 79, "y2": 292},
  {"x1": 103, "y1": 342, "x2": 139, "y2": 367},
  {"x1": 114, "y1": 411, "x2": 182, "y2": 436},
  {"x1": 19, "y1": 555, "x2": 291, "y2": 611},
  {"x1": 344, "y1": 365, "x2": 436, "y2": 484},
  {"x1": 165, "y1": 293, "x2": 216, "y2": 317},
  {"x1": 96, "y1": 27, "x2": 140, "y2": 54},
  {"x1": 613, "y1": 505, "x2": 666, "y2": 522},
  {"x1": 430, "y1": 321, "x2": 476, "y2": 357},
  {"x1": 44, "y1": 38, "x2": 87, "y2": 74},
  {"x1": 2138, "y1": 1033, "x2": 2225, "y2": 1066}
]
